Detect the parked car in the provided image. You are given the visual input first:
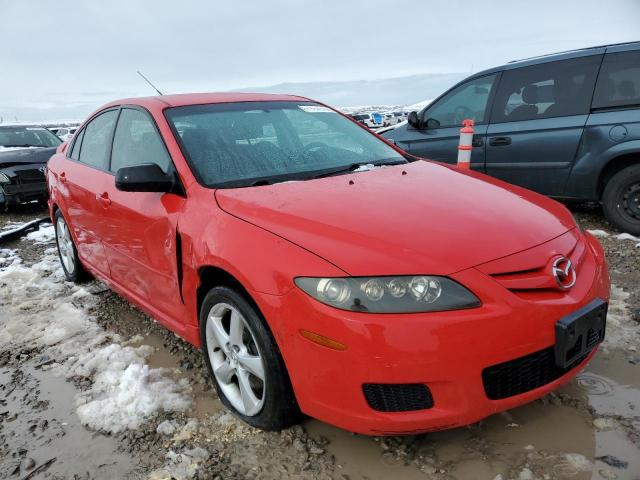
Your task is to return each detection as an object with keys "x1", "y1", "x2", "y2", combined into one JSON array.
[
  {"x1": 0, "y1": 124, "x2": 62, "y2": 210},
  {"x1": 382, "y1": 41, "x2": 640, "y2": 235},
  {"x1": 54, "y1": 126, "x2": 78, "y2": 141},
  {"x1": 349, "y1": 112, "x2": 384, "y2": 129},
  {"x1": 47, "y1": 93, "x2": 609, "y2": 435}
]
